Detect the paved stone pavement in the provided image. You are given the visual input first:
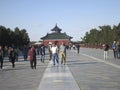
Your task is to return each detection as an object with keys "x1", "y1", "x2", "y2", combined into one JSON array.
[
  {"x1": 0, "y1": 48, "x2": 120, "y2": 90},
  {"x1": 0, "y1": 55, "x2": 49, "y2": 90},
  {"x1": 68, "y1": 48, "x2": 120, "y2": 90}
]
